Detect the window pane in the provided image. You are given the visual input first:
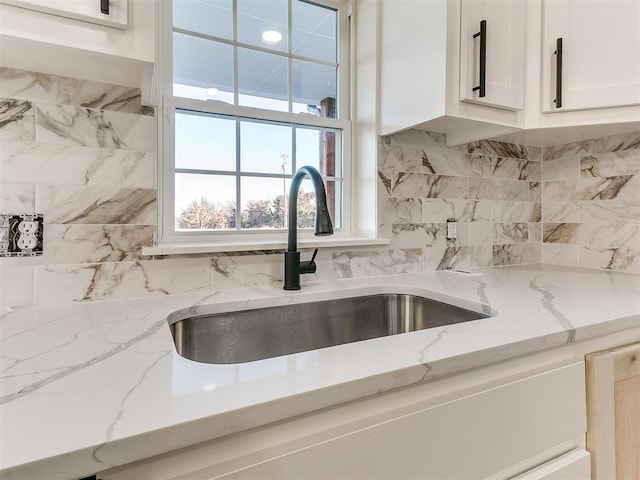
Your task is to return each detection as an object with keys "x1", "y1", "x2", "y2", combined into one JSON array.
[
  {"x1": 238, "y1": 48, "x2": 288, "y2": 111},
  {"x1": 173, "y1": 33, "x2": 234, "y2": 103},
  {"x1": 173, "y1": 0, "x2": 233, "y2": 40},
  {"x1": 237, "y1": 0, "x2": 288, "y2": 53},
  {"x1": 296, "y1": 127, "x2": 342, "y2": 177},
  {"x1": 176, "y1": 113, "x2": 236, "y2": 171},
  {"x1": 240, "y1": 121, "x2": 292, "y2": 174},
  {"x1": 292, "y1": 0, "x2": 337, "y2": 63},
  {"x1": 240, "y1": 177, "x2": 288, "y2": 229},
  {"x1": 292, "y1": 60, "x2": 336, "y2": 118},
  {"x1": 175, "y1": 173, "x2": 237, "y2": 230}
]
